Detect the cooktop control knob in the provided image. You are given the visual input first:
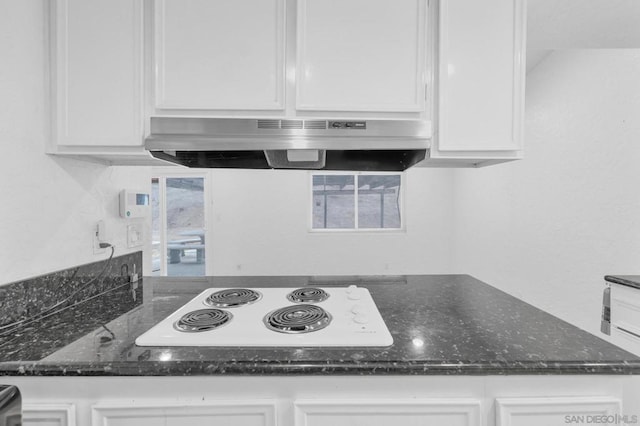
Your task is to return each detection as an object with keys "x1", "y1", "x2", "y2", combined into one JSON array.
[
  {"x1": 351, "y1": 304, "x2": 365, "y2": 314},
  {"x1": 354, "y1": 314, "x2": 370, "y2": 324}
]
